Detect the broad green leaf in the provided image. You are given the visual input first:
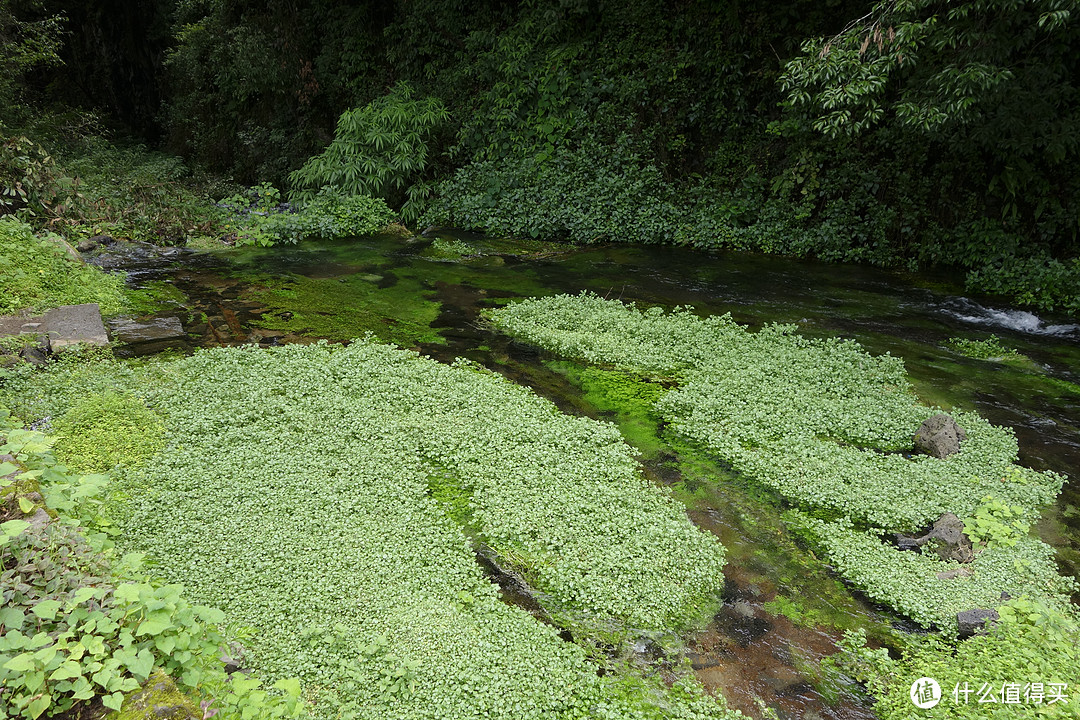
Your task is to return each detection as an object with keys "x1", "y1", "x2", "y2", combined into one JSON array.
[
  {"x1": 0, "y1": 519, "x2": 30, "y2": 537},
  {"x1": 101, "y1": 692, "x2": 125, "y2": 711},
  {"x1": 31, "y1": 600, "x2": 61, "y2": 620},
  {"x1": 135, "y1": 619, "x2": 171, "y2": 637},
  {"x1": 26, "y1": 695, "x2": 51, "y2": 720},
  {"x1": 127, "y1": 648, "x2": 154, "y2": 679}
]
